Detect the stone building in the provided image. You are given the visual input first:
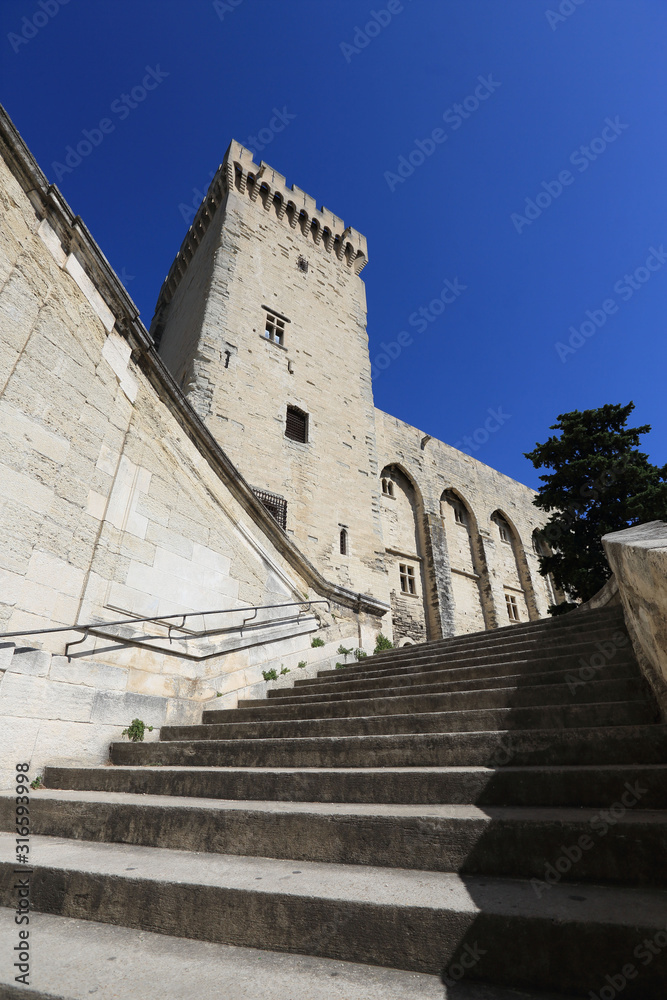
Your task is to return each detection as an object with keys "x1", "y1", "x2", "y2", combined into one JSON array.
[{"x1": 152, "y1": 139, "x2": 560, "y2": 644}]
